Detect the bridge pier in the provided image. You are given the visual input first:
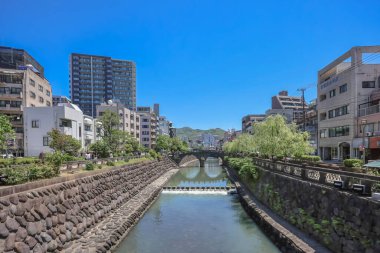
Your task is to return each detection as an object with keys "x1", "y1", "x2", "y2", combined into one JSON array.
[{"x1": 199, "y1": 157, "x2": 206, "y2": 167}]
